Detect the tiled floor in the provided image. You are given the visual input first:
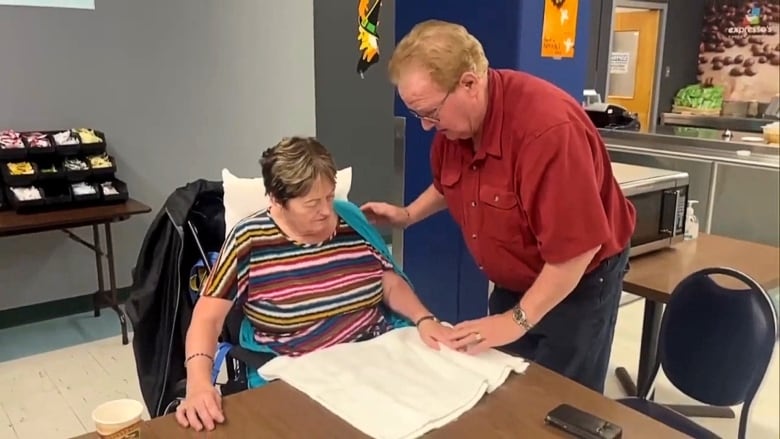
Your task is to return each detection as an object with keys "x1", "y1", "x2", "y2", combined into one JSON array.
[{"x1": 0, "y1": 299, "x2": 778, "y2": 439}]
